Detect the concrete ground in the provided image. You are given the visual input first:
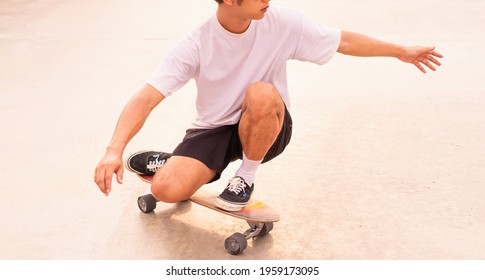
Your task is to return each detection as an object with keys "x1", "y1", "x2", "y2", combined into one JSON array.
[{"x1": 1, "y1": 0, "x2": 484, "y2": 260}]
